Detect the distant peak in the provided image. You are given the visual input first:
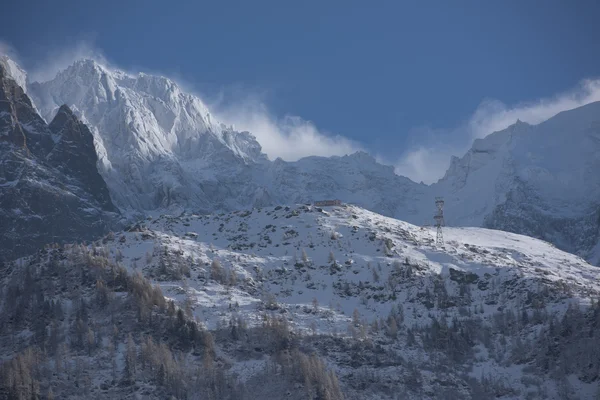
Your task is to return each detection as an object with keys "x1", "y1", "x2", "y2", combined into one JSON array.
[
  {"x1": 73, "y1": 58, "x2": 105, "y2": 69},
  {"x1": 54, "y1": 58, "x2": 110, "y2": 82},
  {"x1": 513, "y1": 118, "x2": 530, "y2": 127}
]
